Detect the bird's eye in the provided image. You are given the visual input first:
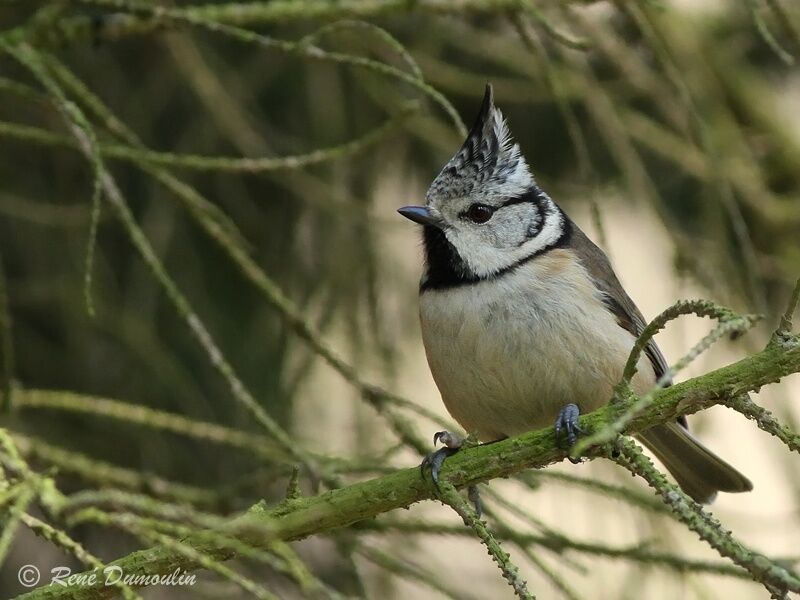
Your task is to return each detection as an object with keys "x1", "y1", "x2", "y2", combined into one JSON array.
[{"x1": 466, "y1": 204, "x2": 494, "y2": 224}]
